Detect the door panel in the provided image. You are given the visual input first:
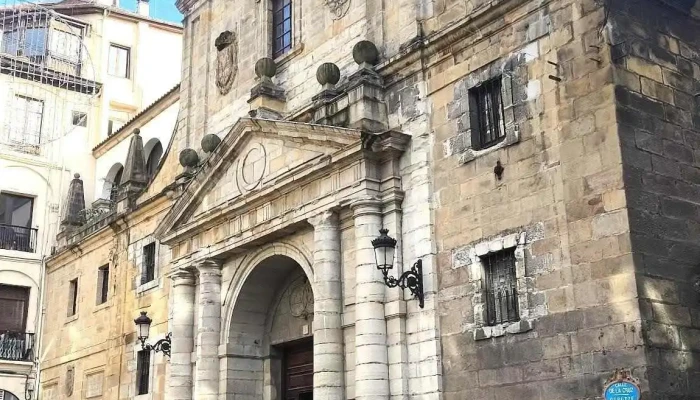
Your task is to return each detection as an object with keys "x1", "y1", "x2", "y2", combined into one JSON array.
[{"x1": 283, "y1": 339, "x2": 313, "y2": 400}]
